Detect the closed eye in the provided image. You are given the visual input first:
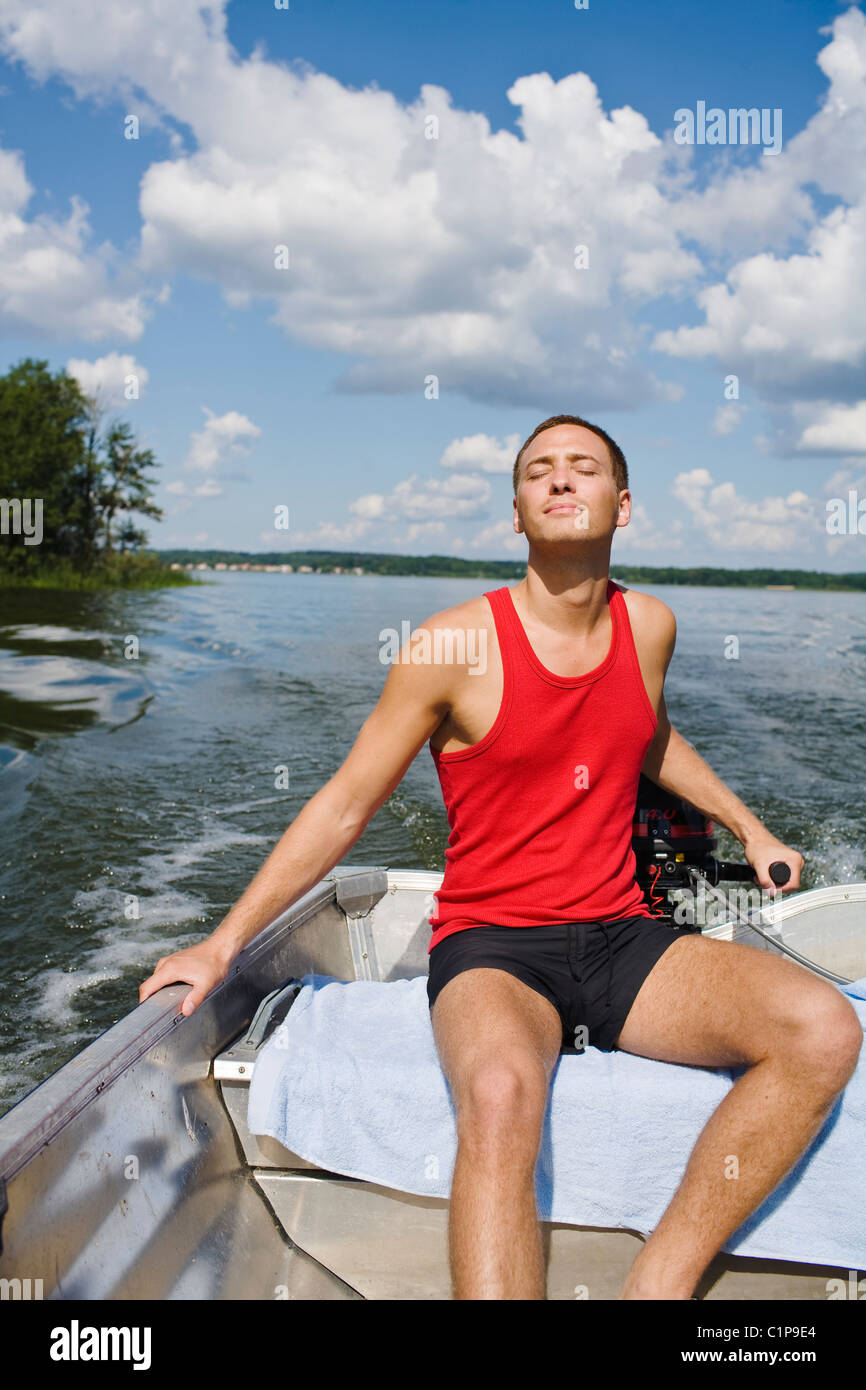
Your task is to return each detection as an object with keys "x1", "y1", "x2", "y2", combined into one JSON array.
[{"x1": 528, "y1": 468, "x2": 597, "y2": 480}]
